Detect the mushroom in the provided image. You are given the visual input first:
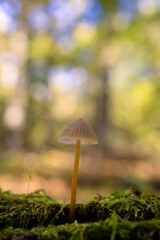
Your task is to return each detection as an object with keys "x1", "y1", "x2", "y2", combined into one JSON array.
[{"x1": 58, "y1": 118, "x2": 98, "y2": 223}]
